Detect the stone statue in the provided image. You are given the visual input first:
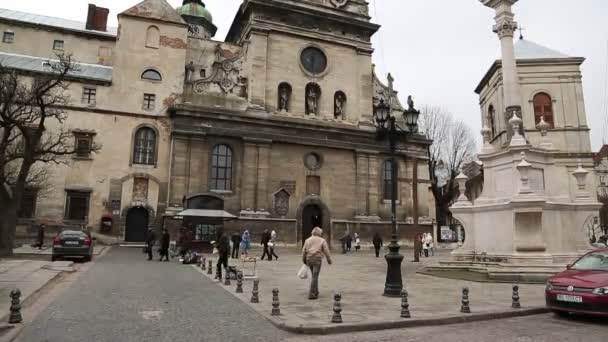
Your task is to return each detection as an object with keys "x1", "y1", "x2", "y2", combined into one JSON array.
[
  {"x1": 185, "y1": 61, "x2": 195, "y2": 82},
  {"x1": 334, "y1": 93, "x2": 345, "y2": 119},
  {"x1": 407, "y1": 95, "x2": 415, "y2": 111},
  {"x1": 307, "y1": 88, "x2": 318, "y2": 115},
  {"x1": 279, "y1": 85, "x2": 290, "y2": 112}
]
